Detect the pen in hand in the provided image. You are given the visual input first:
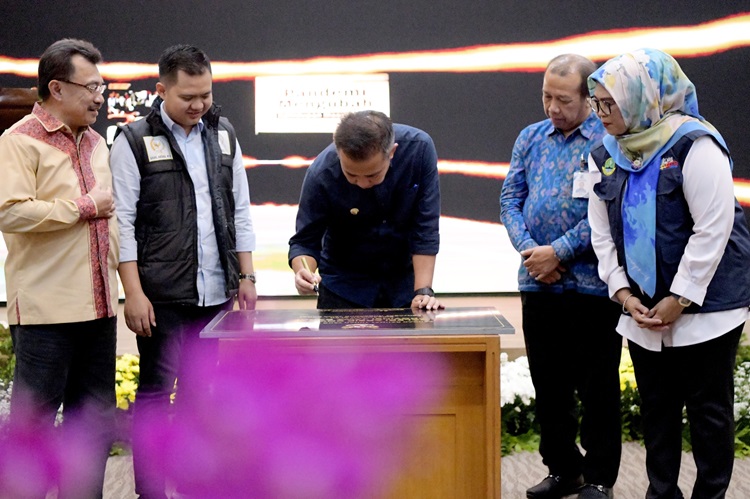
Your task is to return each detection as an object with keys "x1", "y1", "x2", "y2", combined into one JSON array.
[{"x1": 301, "y1": 257, "x2": 319, "y2": 293}]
